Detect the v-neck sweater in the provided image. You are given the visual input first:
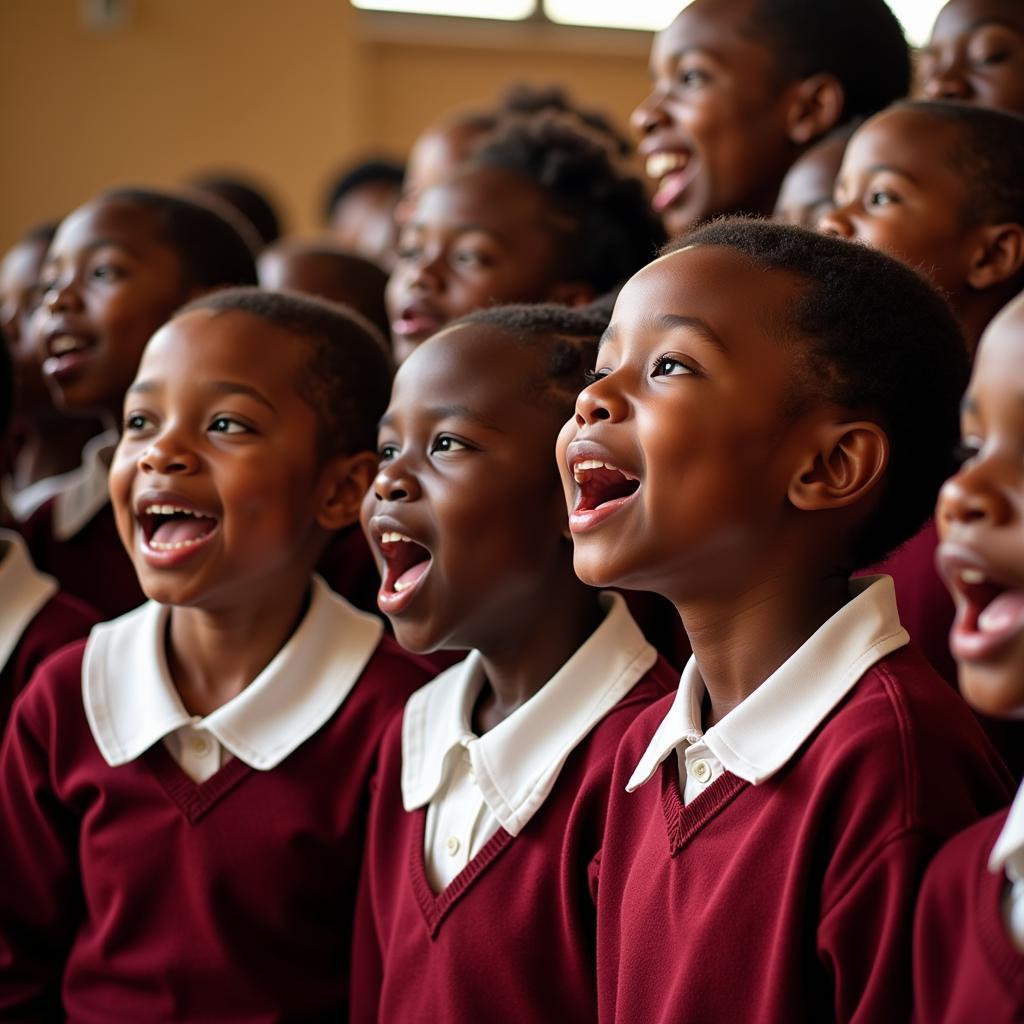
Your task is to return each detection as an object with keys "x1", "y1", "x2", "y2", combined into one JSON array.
[
  {"x1": 350, "y1": 656, "x2": 678, "y2": 1024},
  {"x1": 0, "y1": 635, "x2": 431, "y2": 1023}
]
